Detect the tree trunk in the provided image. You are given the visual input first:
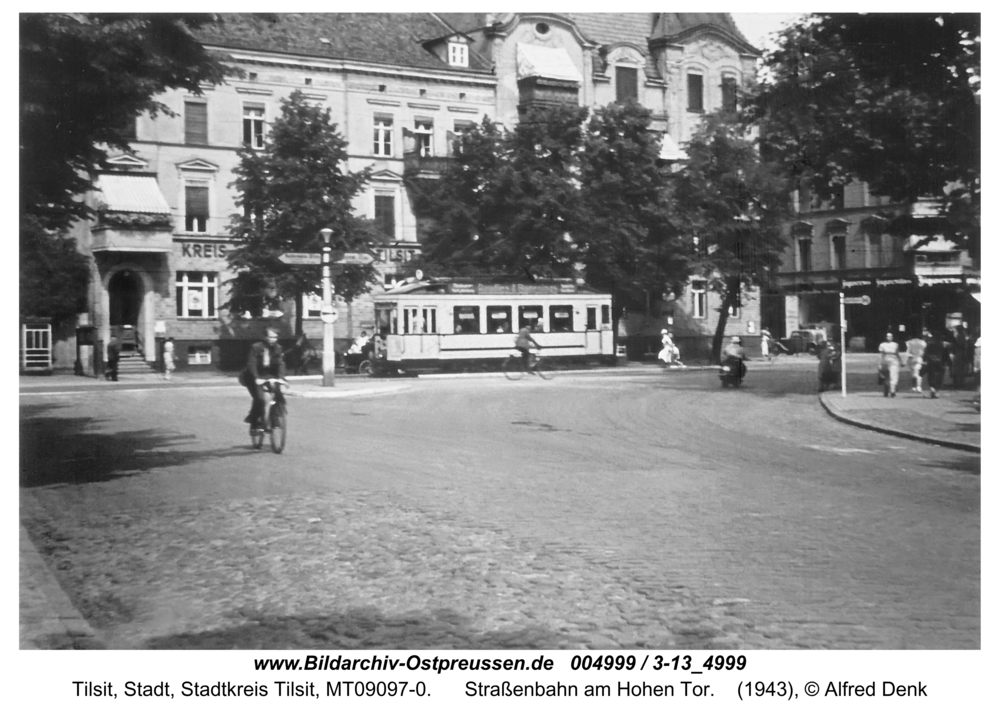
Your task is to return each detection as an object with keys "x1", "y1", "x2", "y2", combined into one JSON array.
[
  {"x1": 294, "y1": 292, "x2": 304, "y2": 338},
  {"x1": 710, "y1": 278, "x2": 740, "y2": 364}
]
